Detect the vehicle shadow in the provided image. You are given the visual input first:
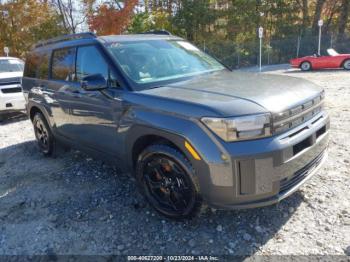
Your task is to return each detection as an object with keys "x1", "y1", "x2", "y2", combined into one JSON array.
[
  {"x1": 0, "y1": 140, "x2": 305, "y2": 256},
  {"x1": 0, "y1": 112, "x2": 28, "y2": 126}
]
